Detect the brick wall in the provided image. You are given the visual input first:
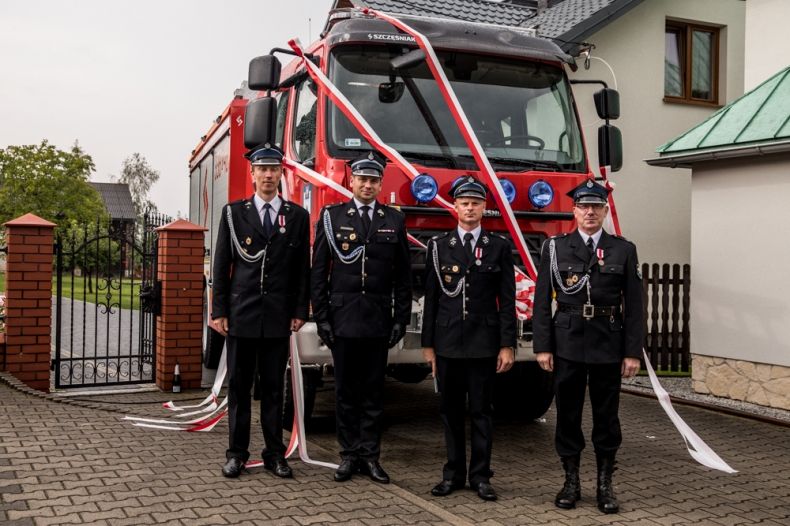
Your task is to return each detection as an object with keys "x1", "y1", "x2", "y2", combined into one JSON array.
[
  {"x1": 2, "y1": 214, "x2": 56, "y2": 391},
  {"x1": 154, "y1": 220, "x2": 206, "y2": 391}
]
